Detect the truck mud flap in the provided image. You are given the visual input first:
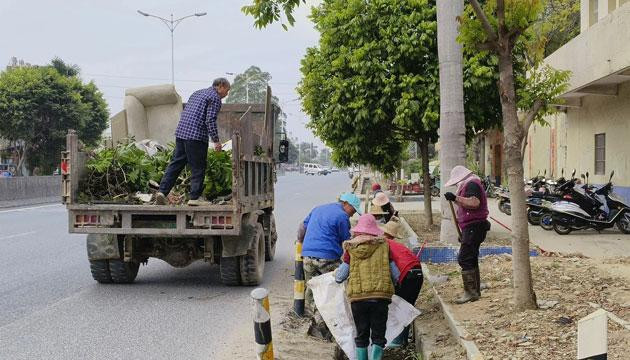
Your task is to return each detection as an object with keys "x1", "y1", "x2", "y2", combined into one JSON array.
[
  {"x1": 221, "y1": 211, "x2": 263, "y2": 257},
  {"x1": 87, "y1": 234, "x2": 121, "y2": 260}
]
